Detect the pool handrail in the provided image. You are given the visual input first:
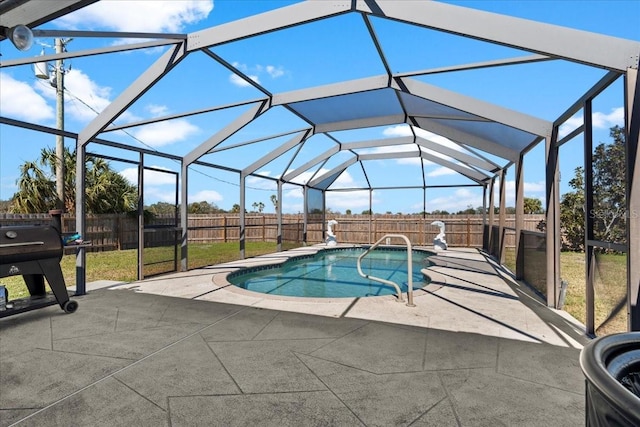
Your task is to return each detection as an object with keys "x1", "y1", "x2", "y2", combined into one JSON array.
[{"x1": 356, "y1": 234, "x2": 416, "y2": 307}]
